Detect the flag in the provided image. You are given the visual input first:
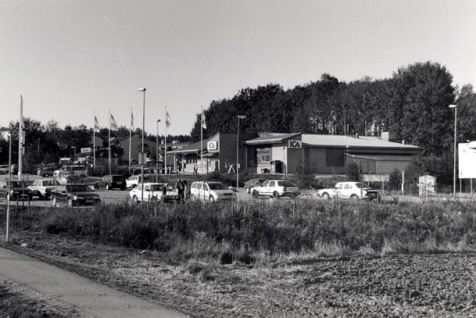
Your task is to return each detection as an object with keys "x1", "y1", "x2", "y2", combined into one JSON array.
[
  {"x1": 94, "y1": 116, "x2": 100, "y2": 133},
  {"x1": 201, "y1": 108, "x2": 206, "y2": 129},
  {"x1": 110, "y1": 113, "x2": 118, "y2": 130},
  {"x1": 166, "y1": 111, "x2": 171, "y2": 128},
  {"x1": 130, "y1": 109, "x2": 134, "y2": 130}
]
